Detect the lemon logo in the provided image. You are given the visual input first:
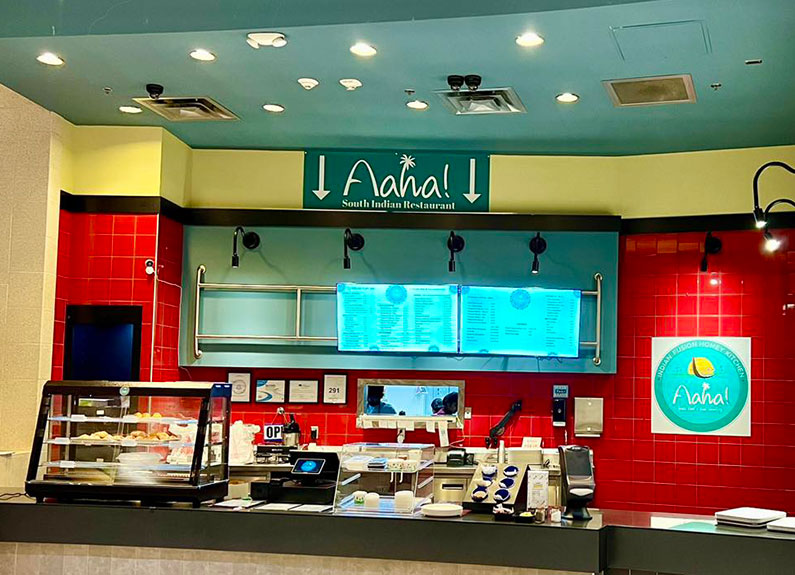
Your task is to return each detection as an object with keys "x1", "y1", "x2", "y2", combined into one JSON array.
[
  {"x1": 688, "y1": 357, "x2": 715, "y2": 378},
  {"x1": 655, "y1": 340, "x2": 748, "y2": 433}
]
